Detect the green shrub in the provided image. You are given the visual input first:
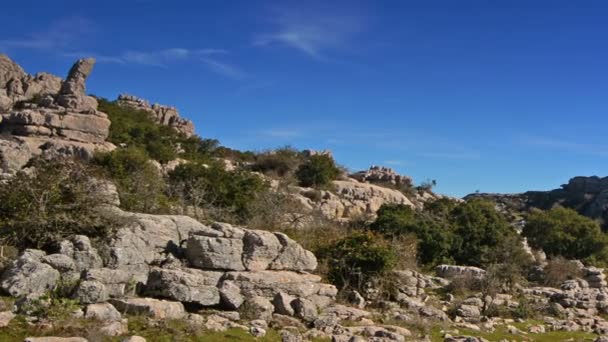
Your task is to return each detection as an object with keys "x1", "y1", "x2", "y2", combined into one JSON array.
[
  {"x1": 0, "y1": 159, "x2": 116, "y2": 249},
  {"x1": 370, "y1": 199, "x2": 529, "y2": 269},
  {"x1": 167, "y1": 162, "x2": 268, "y2": 222},
  {"x1": 321, "y1": 232, "x2": 396, "y2": 291},
  {"x1": 450, "y1": 199, "x2": 523, "y2": 267},
  {"x1": 99, "y1": 98, "x2": 219, "y2": 163},
  {"x1": 295, "y1": 155, "x2": 341, "y2": 188},
  {"x1": 523, "y1": 207, "x2": 608, "y2": 262},
  {"x1": 93, "y1": 147, "x2": 169, "y2": 213},
  {"x1": 250, "y1": 146, "x2": 305, "y2": 179}
]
